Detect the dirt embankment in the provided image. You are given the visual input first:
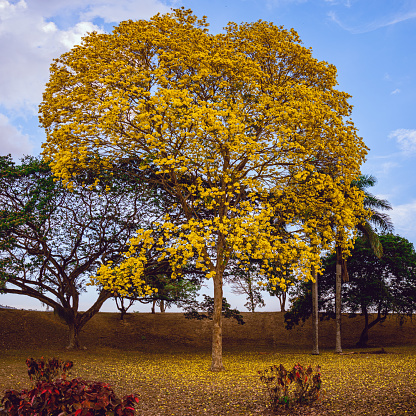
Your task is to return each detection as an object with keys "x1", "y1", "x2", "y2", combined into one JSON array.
[{"x1": 0, "y1": 309, "x2": 415, "y2": 351}]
